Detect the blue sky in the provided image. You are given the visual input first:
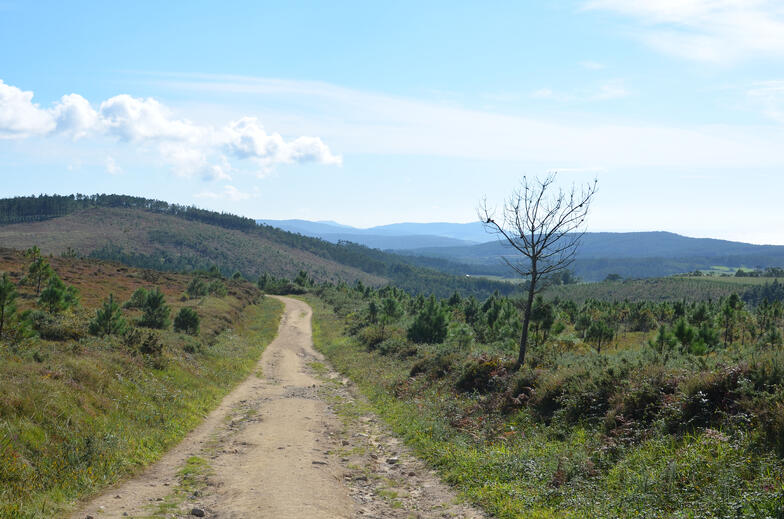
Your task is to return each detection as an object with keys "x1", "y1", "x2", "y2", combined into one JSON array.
[{"x1": 2, "y1": 1, "x2": 784, "y2": 242}]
